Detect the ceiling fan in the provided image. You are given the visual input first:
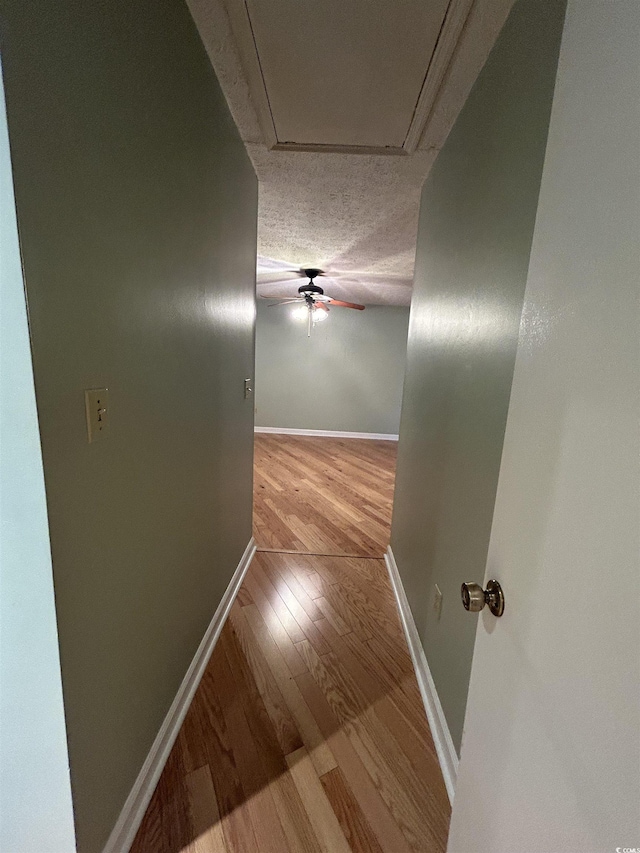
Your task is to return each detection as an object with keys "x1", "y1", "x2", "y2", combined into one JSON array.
[{"x1": 260, "y1": 268, "x2": 365, "y2": 336}]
